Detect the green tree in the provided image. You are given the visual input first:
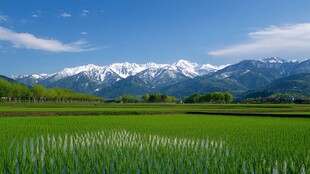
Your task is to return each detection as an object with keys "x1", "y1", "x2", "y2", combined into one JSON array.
[
  {"x1": 31, "y1": 85, "x2": 46, "y2": 102},
  {"x1": 148, "y1": 94, "x2": 159, "y2": 103},
  {"x1": 141, "y1": 94, "x2": 150, "y2": 103},
  {"x1": 117, "y1": 95, "x2": 139, "y2": 103},
  {"x1": 202, "y1": 93, "x2": 212, "y2": 103},
  {"x1": 211, "y1": 92, "x2": 224, "y2": 103},
  {"x1": 0, "y1": 78, "x2": 11, "y2": 98},
  {"x1": 224, "y1": 92, "x2": 233, "y2": 103},
  {"x1": 10, "y1": 83, "x2": 23, "y2": 101},
  {"x1": 184, "y1": 93, "x2": 202, "y2": 103}
]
